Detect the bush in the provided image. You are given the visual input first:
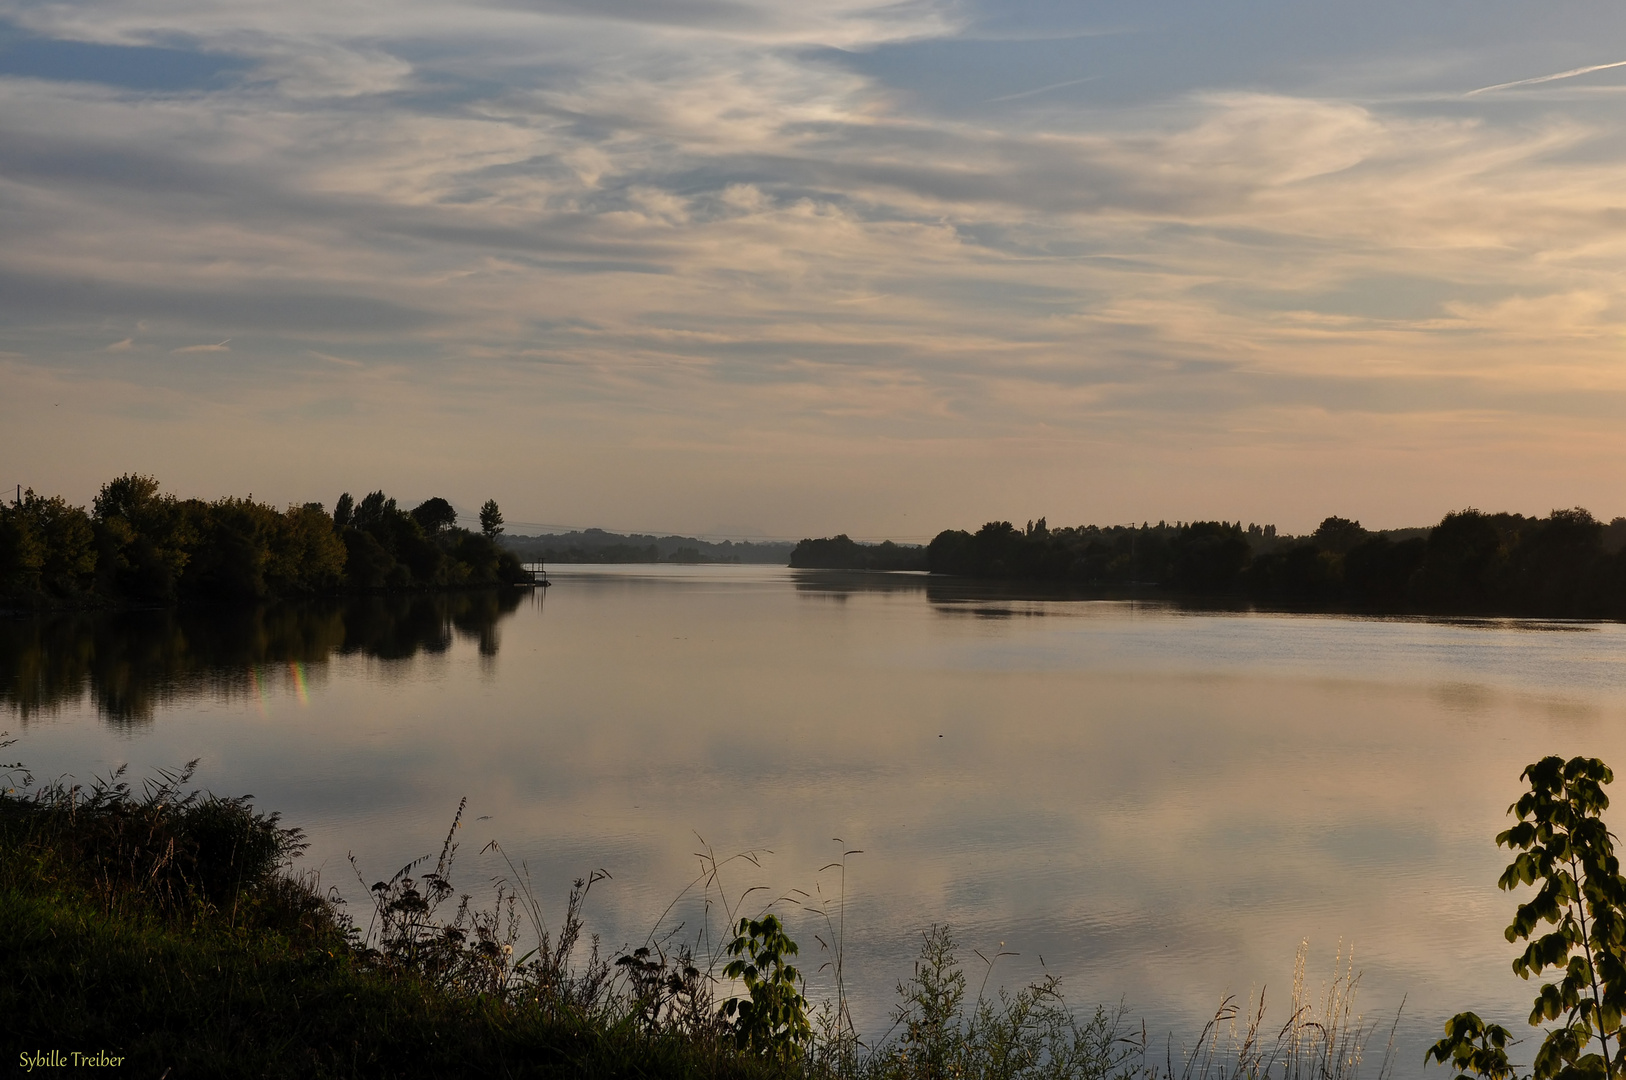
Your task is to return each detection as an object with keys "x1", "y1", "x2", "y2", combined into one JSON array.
[{"x1": 1, "y1": 759, "x2": 306, "y2": 917}]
